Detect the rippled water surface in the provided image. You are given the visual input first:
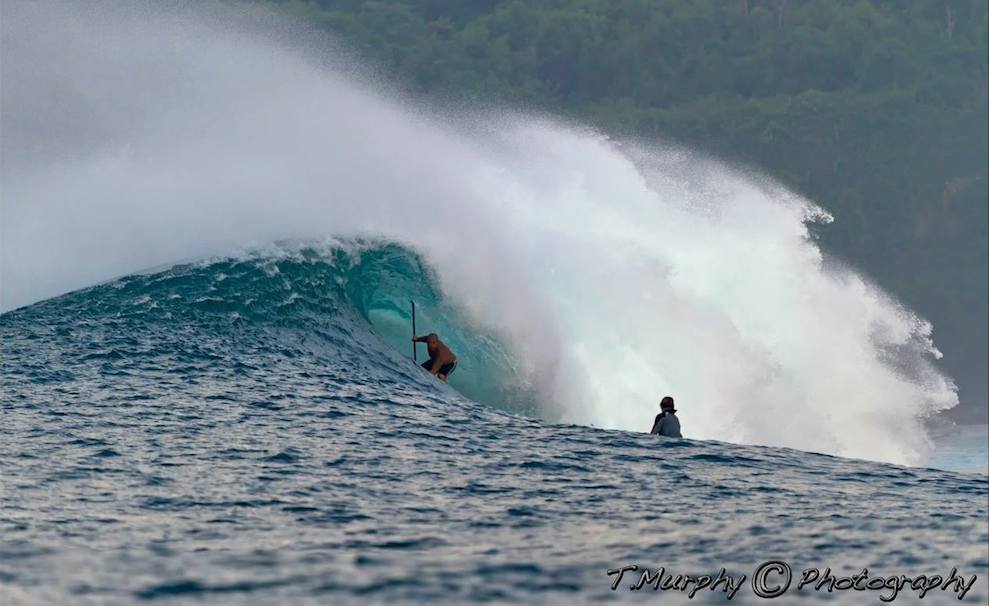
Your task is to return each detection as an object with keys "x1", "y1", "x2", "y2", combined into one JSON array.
[{"x1": 2, "y1": 250, "x2": 987, "y2": 605}]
